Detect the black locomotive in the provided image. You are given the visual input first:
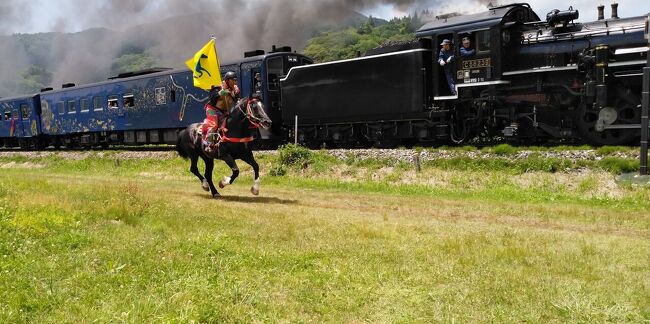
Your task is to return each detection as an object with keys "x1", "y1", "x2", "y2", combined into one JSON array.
[{"x1": 281, "y1": 3, "x2": 650, "y2": 146}]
